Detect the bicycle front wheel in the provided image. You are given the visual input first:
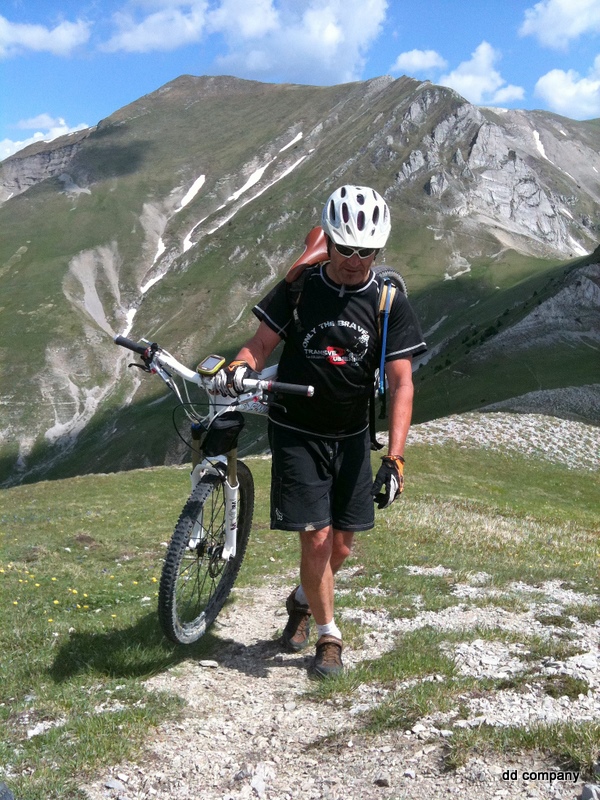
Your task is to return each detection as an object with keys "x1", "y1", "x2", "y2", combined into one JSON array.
[{"x1": 158, "y1": 461, "x2": 254, "y2": 645}]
